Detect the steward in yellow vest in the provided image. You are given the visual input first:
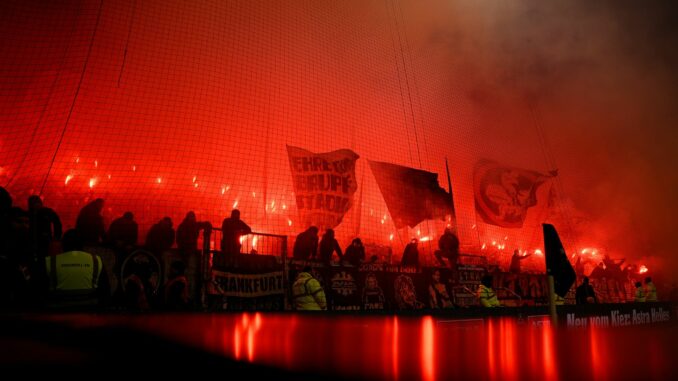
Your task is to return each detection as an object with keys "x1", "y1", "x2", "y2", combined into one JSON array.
[
  {"x1": 45, "y1": 229, "x2": 109, "y2": 309},
  {"x1": 292, "y1": 267, "x2": 327, "y2": 310},
  {"x1": 478, "y1": 275, "x2": 501, "y2": 307},
  {"x1": 634, "y1": 281, "x2": 646, "y2": 302},
  {"x1": 554, "y1": 294, "x2": 566, "y2": 305},
  {"x1": 645, "y1": 277, "x2": 657, "y2": 302}
]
